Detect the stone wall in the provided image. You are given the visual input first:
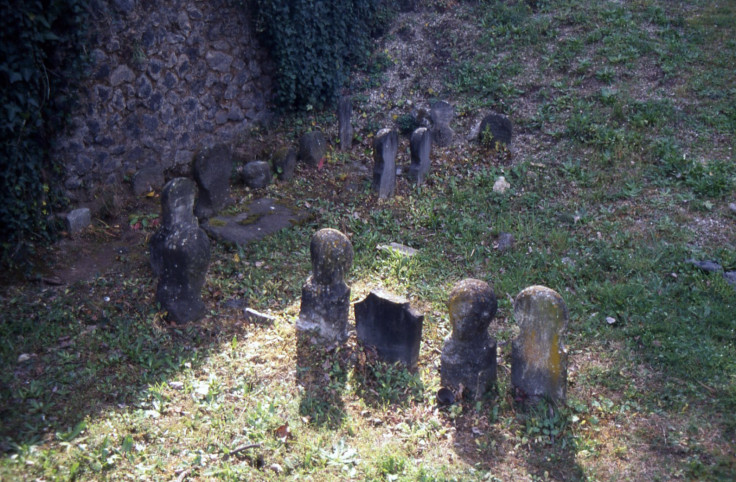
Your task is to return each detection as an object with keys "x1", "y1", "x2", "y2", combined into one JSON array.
[{"x1": 56, "y1": 0, "x2": 272, "y2": 202}]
